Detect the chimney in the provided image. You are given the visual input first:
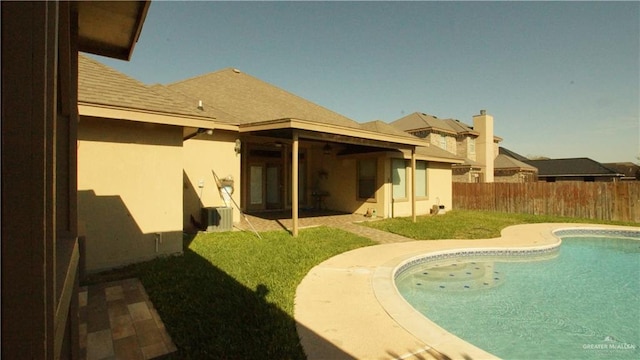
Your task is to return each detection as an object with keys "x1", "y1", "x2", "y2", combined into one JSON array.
[{"x1": 473, "y1": 109, "x2": 494, "y2": 182}]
